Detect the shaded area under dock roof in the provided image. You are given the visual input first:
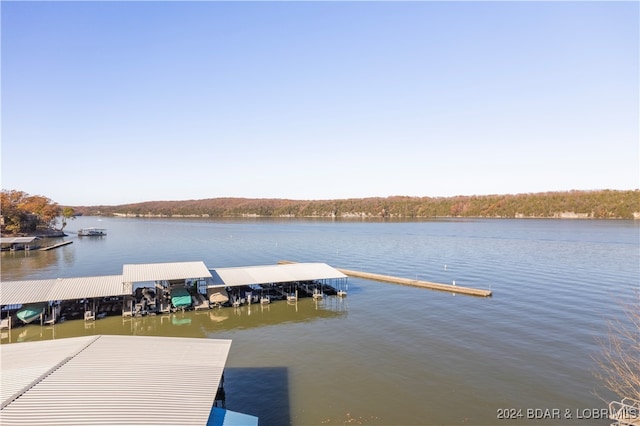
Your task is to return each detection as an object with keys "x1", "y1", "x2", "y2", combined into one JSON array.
[
  {"x1": 210, "y1": 262, "x2": 347, "y2": 287},
  {"x1": 0, "y1": 335, "x2": 256, "y2": 425}
]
